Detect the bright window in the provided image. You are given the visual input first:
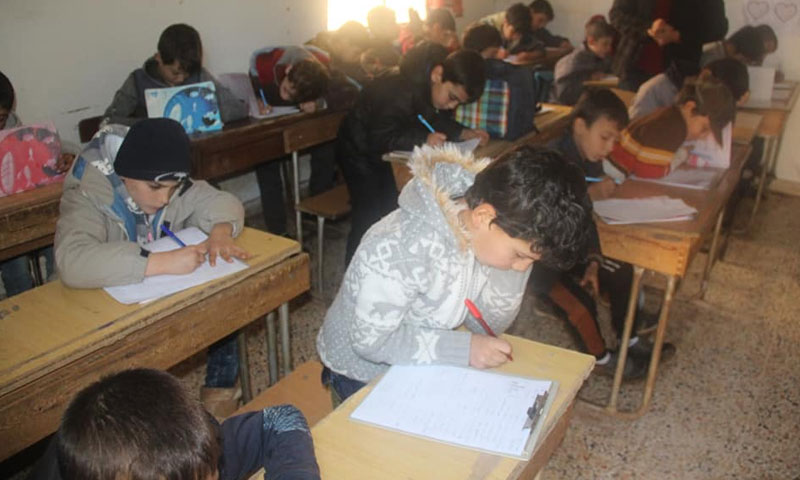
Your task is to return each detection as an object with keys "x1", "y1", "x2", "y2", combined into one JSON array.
[{"x1": 327, "y1": 0, "x2": 427, "y2": 31}]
